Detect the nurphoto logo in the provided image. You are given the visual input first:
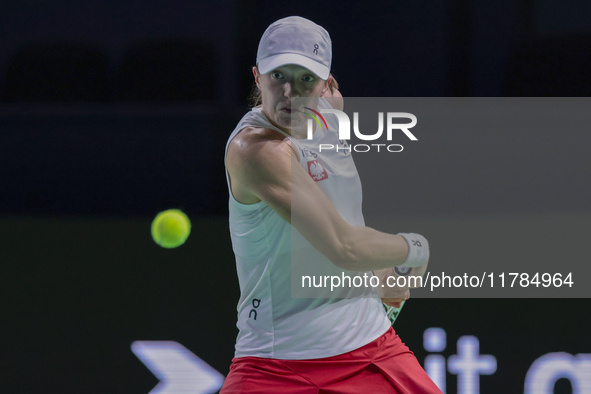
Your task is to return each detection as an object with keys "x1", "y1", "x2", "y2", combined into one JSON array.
[{"x1": 305, "y1": 109, "x2": 418, "y2": 153}]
